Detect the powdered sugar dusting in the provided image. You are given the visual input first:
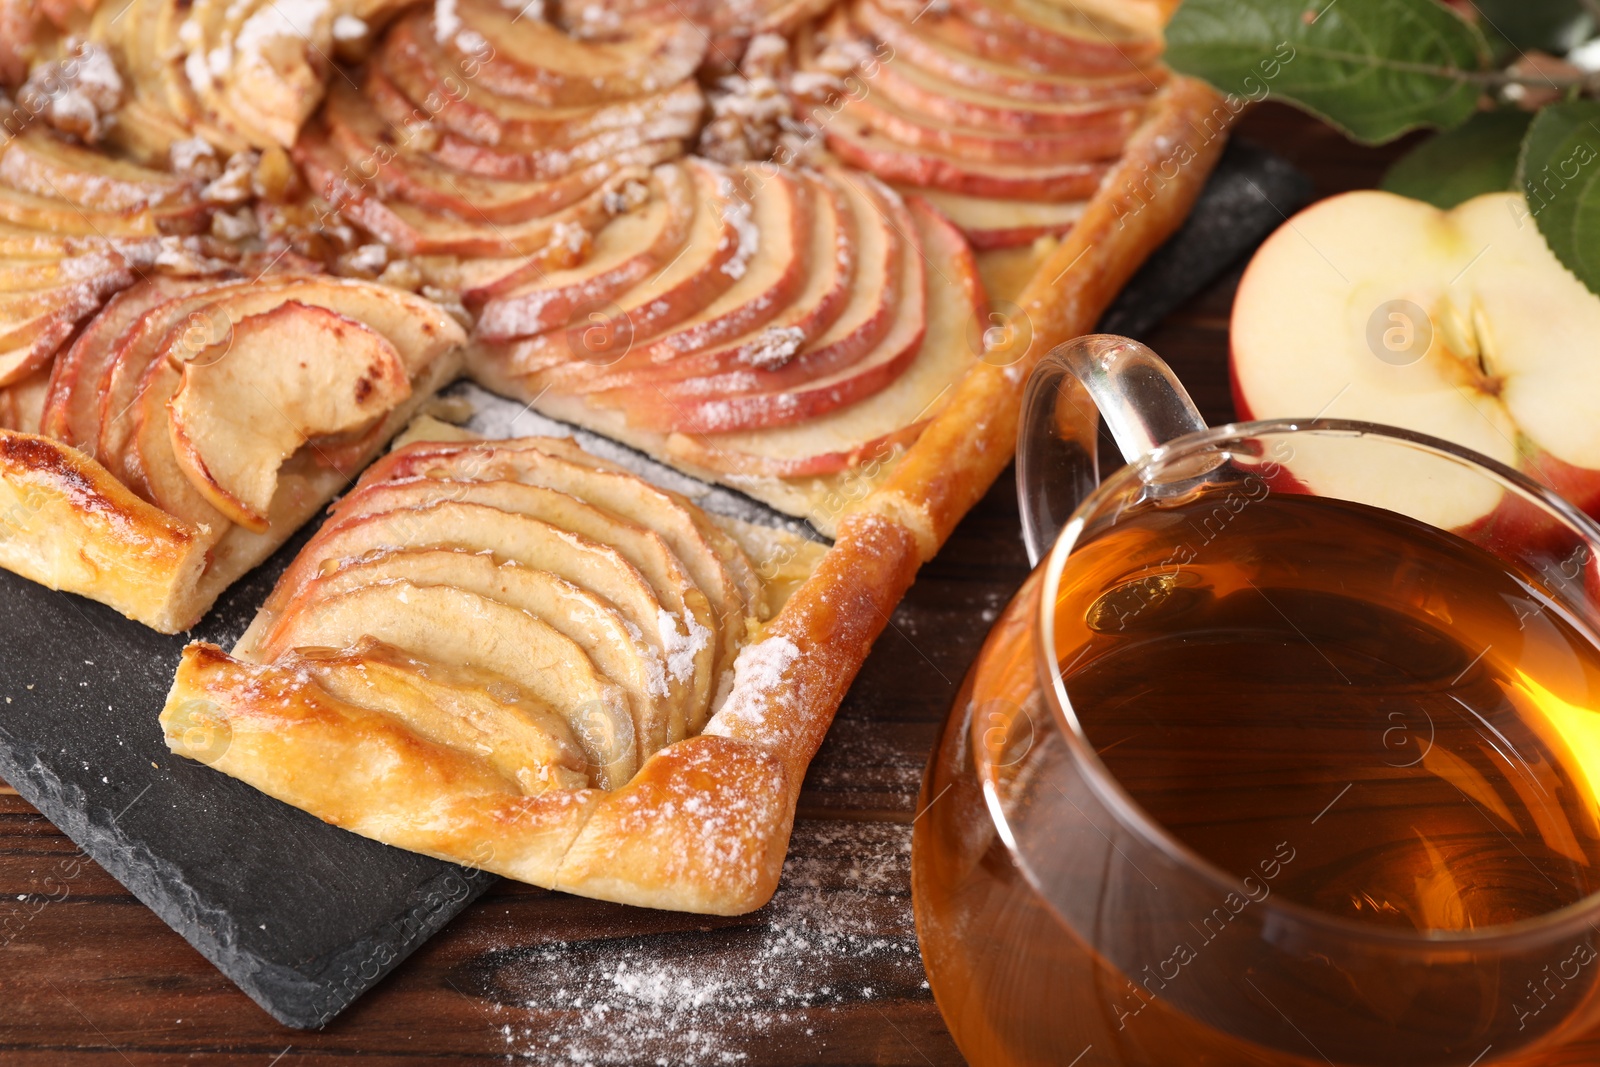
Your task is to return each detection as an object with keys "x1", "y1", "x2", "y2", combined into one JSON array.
[
  {"x1": 706, "y1": 635, "x2": 799, "y2": 735},
  {"x1": 745, "y1": 325, "x2": 806, "y2": 370},
  {"x1": 433, "y1": 0, "x2": 462, "y2": 42},
  {"x1": 493, "y1": 821, "x2": 924, "y2": 1065},
  {"x1": 720, "y1": 196, "x2": 760, "y2": 281},
  {"x1": 658, "y1": 609, "x2": 710, "y2": 684},
  {"x1": 622, "y1": 618, "x2": 671, "y2": 699}
]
